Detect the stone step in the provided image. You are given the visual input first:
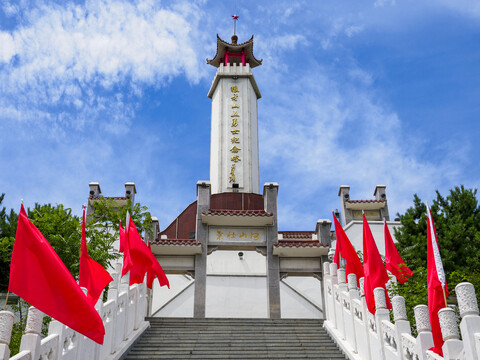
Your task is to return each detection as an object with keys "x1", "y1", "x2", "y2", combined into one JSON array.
[{"x1": 125, "y1": 318, "x2": 345, "y2": 360}]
